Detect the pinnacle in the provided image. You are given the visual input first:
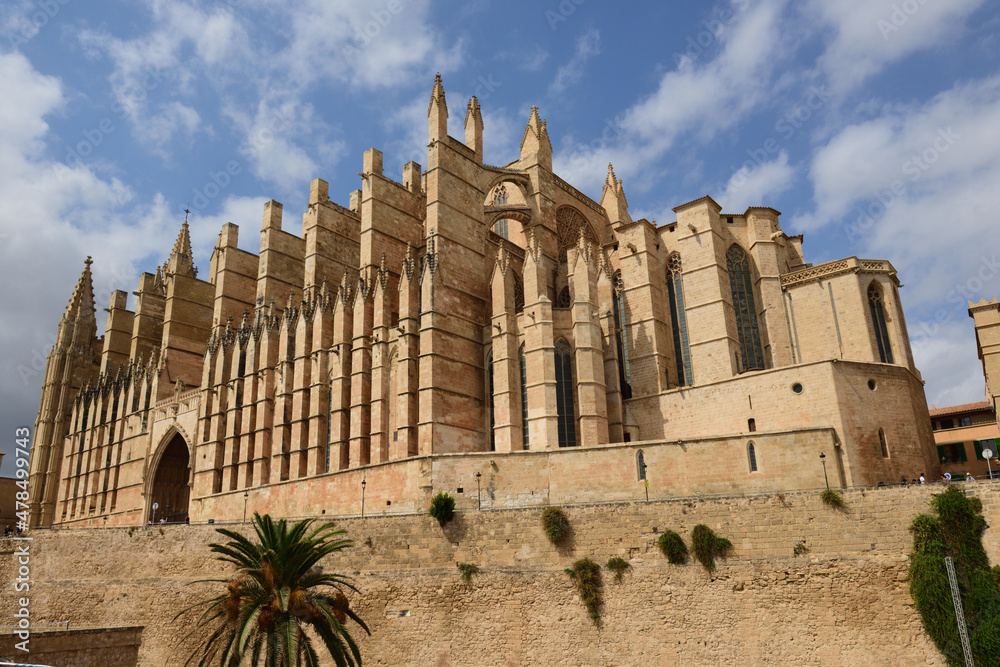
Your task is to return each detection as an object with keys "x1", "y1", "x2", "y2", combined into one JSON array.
[
  {"x1": 166, "y1": 217, "x2": 198, "y2": 278},
  {"x1": 63, "y1": 256, "x2": 96, "y2": 323}
]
